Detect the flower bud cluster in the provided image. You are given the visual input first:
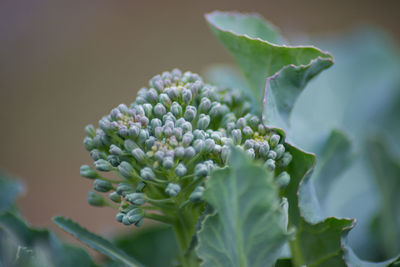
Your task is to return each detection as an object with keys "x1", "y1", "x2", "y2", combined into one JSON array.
[{"x1": 81, "y1": 69, "x2": 292, "y2": 226}]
